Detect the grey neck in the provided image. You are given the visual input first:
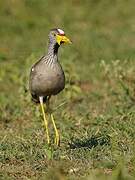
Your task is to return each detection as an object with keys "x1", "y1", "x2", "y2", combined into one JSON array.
[
  {"x1": 42, "y1": 43, "x2": 60, "y2": 67},
  {"x1": 47, "y1": 43, "x2": 59, "y2": 57}
]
